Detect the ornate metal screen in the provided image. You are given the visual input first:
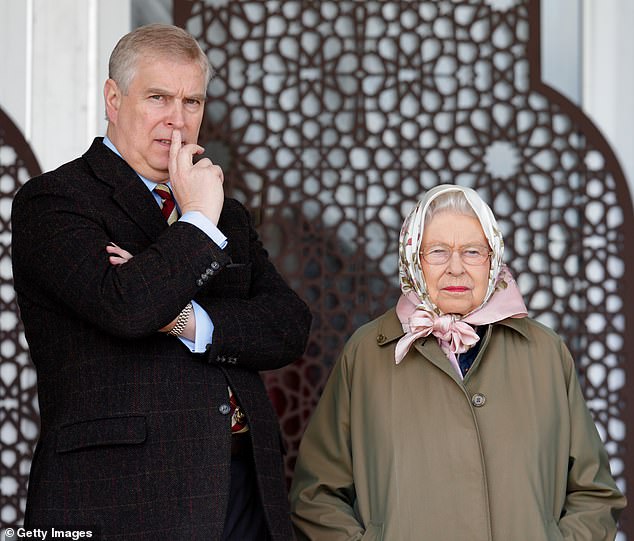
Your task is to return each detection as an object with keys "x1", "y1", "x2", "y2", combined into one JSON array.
[
  {"x1": 1, "y1": 0, "x2": 632, "y2": 532},
  {"x1": 175, "y1": 0, "x2": 633, "y2": 533},
  {"x1": 0, "y1": 109, "x2": 41, "y2": 525}
]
